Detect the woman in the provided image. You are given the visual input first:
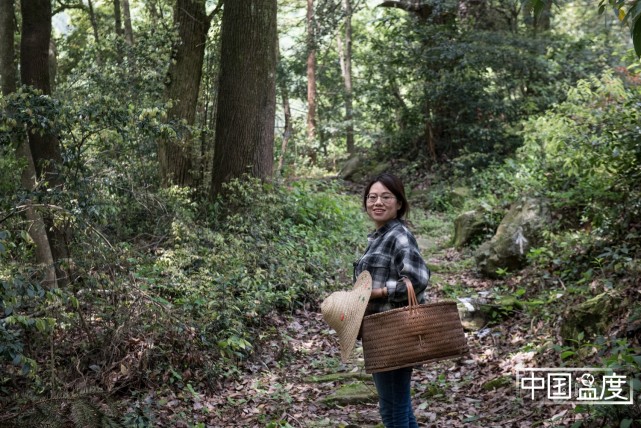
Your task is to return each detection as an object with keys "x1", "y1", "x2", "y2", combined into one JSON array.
[{"x1": 354, "y1": 173, "x2": 430, "y2": 428}]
